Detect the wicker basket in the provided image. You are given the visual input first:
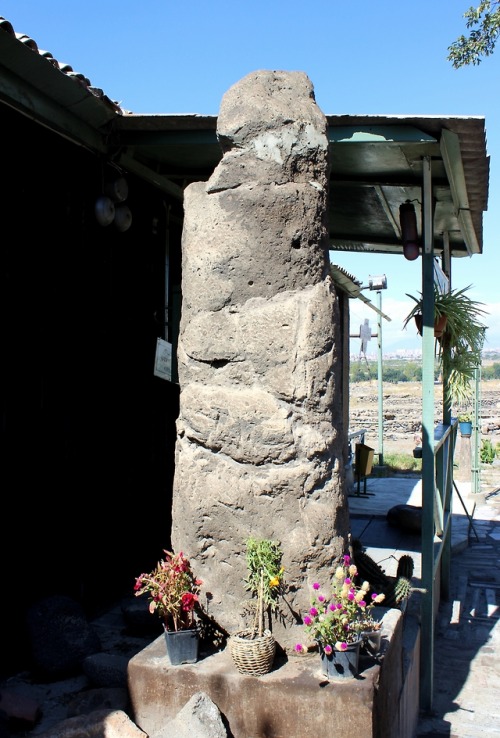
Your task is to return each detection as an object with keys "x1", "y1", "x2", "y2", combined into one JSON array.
[{"x1": 228, "y1": 629, "x2": 276, "y2": 676}]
